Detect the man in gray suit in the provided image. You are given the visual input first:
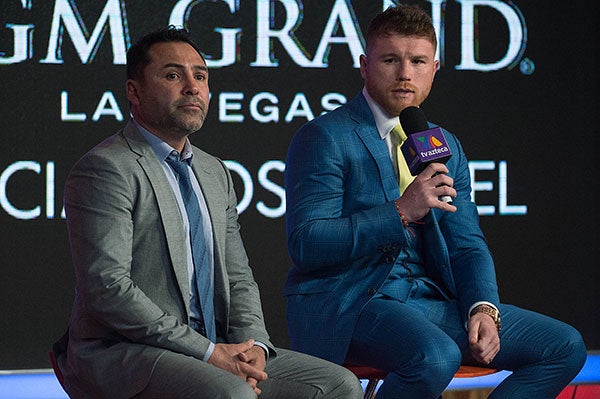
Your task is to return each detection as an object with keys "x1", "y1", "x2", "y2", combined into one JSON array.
[{"x1": 52, "y1": 27, "x2": 362, "y2": 399}]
